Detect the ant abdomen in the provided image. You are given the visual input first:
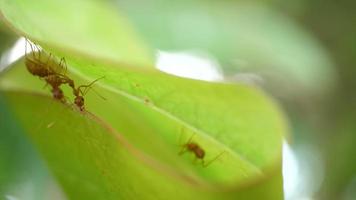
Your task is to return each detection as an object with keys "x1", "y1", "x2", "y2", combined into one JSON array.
[{"x1": 25, "y1": 57, "x2": 54, "y2": 77}]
